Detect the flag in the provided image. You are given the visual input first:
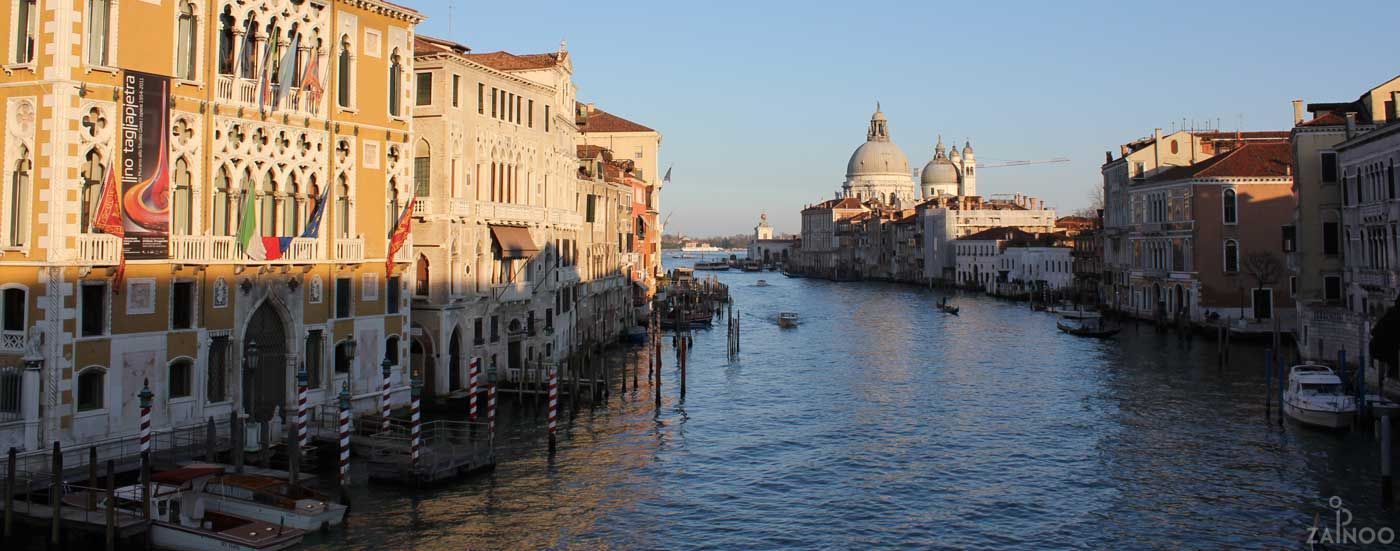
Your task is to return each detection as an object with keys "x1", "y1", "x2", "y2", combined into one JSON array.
[
  {"x1": 301, "y1": 184, "x2": 331, "y2": 238},
  {"x1": 386, "y1": 197, "x2": 415, "y2": 276},
  {"x1": 299, "y1": 47, "x2": 324, "y2": 104},
  {"x1": 91, "y1": 157, "x2": 126, "y2": 292},
  {"x1": 257, "y1": 39, "x2": 276, "y2": 114},
  {"x1": 235, "y1": 184, "x2": 267, "y2": 261},
  {"x1": 662, "y1": 166, "x2": 672, "y2": 184},
  {"x1": 239, "y1": 25, "x2": 258, "y2": 78},
  {"x1": 272, "y1": 34, "x2": 300, "y2": 107}
]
